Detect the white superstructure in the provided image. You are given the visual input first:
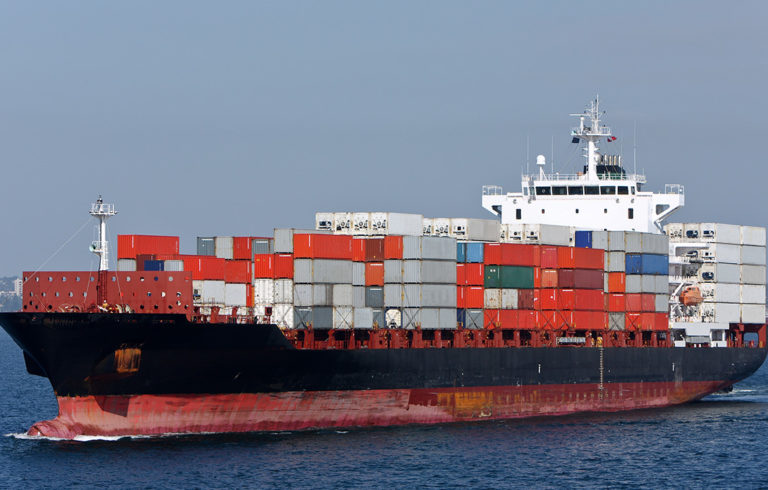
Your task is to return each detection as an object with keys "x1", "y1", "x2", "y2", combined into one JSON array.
[
  {"x1": 89, "y1": 196, "x2": 117, "y2": 271},
  {"x1": 482, "y1": 97, "x2": 684, "y2": 233}
]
